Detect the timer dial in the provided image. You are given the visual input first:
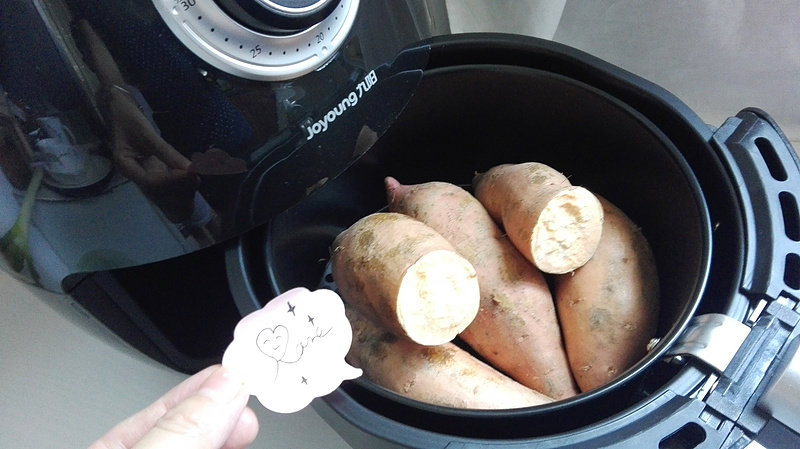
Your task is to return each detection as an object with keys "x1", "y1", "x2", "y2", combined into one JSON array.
[
  {"x1": 220, "y1": 0, "x2": 340, "y2": 34},
  {"x1": 152, "y1": 0, "x2": 359, "y2": 80}
]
